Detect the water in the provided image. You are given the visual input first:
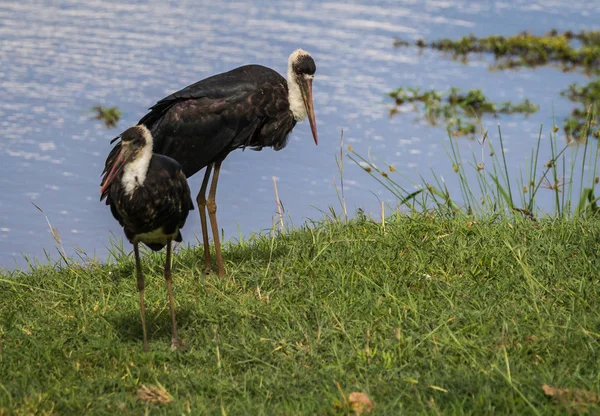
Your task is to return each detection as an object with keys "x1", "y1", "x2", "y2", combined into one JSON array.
[{"x1": 1, "y1": 0, "x2": 598, "y2": 269}]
